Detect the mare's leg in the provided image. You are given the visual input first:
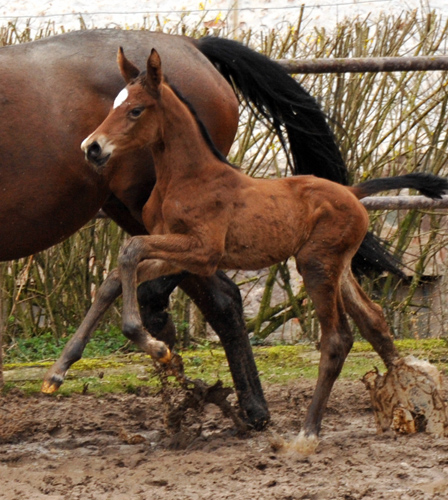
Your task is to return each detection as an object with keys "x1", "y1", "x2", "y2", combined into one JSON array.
[
  {"x1": 180, "y1": 272, "x2": 270, "y2": 429},
  {"x1": 341, "y1": 269, "x2": 399, "y2": 367},
  {"x1": 137, "y1": 272, "x2": 188, "y2": 349}
]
